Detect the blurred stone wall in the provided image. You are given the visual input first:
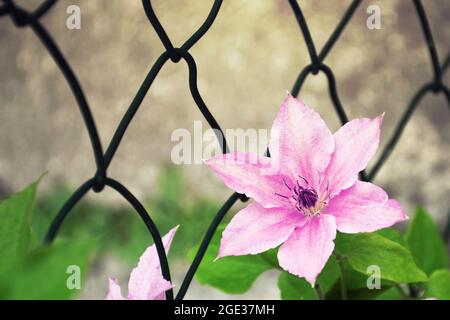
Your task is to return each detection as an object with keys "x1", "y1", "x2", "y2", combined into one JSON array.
[{"x1": 1, "y1": 0, "x2": 449, "y2": 224}]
